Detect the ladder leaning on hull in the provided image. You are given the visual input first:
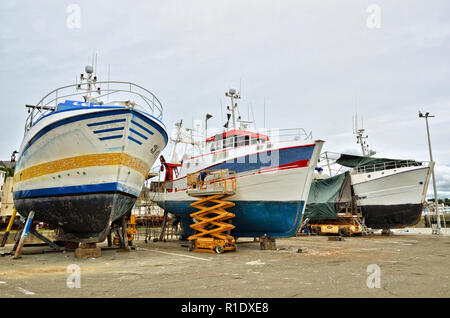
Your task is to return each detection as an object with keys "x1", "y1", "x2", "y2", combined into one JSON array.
[{"x1": 186, "y1": 169, "x2": 237, "y2": 254}]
